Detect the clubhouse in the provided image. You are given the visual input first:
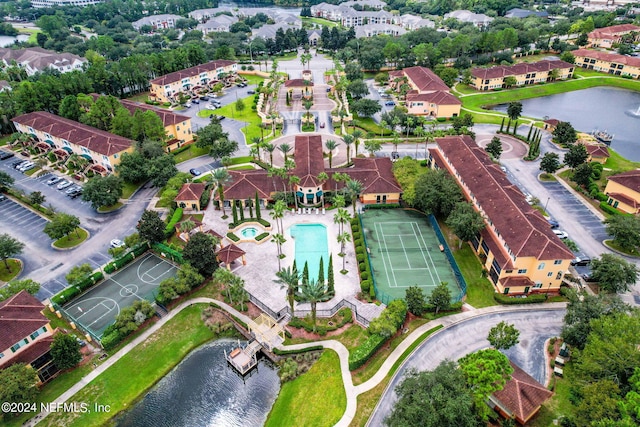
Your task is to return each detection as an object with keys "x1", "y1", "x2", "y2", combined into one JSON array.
[
  {"x1": 470, "y1": 60, "x2": 574, "y2": 91},
  {"x1": 217, "y1": 135, "x2": 402, "y2": 208},
  {"x1": 428, "y1": 135, "x2": 574, "y2": 296}
]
